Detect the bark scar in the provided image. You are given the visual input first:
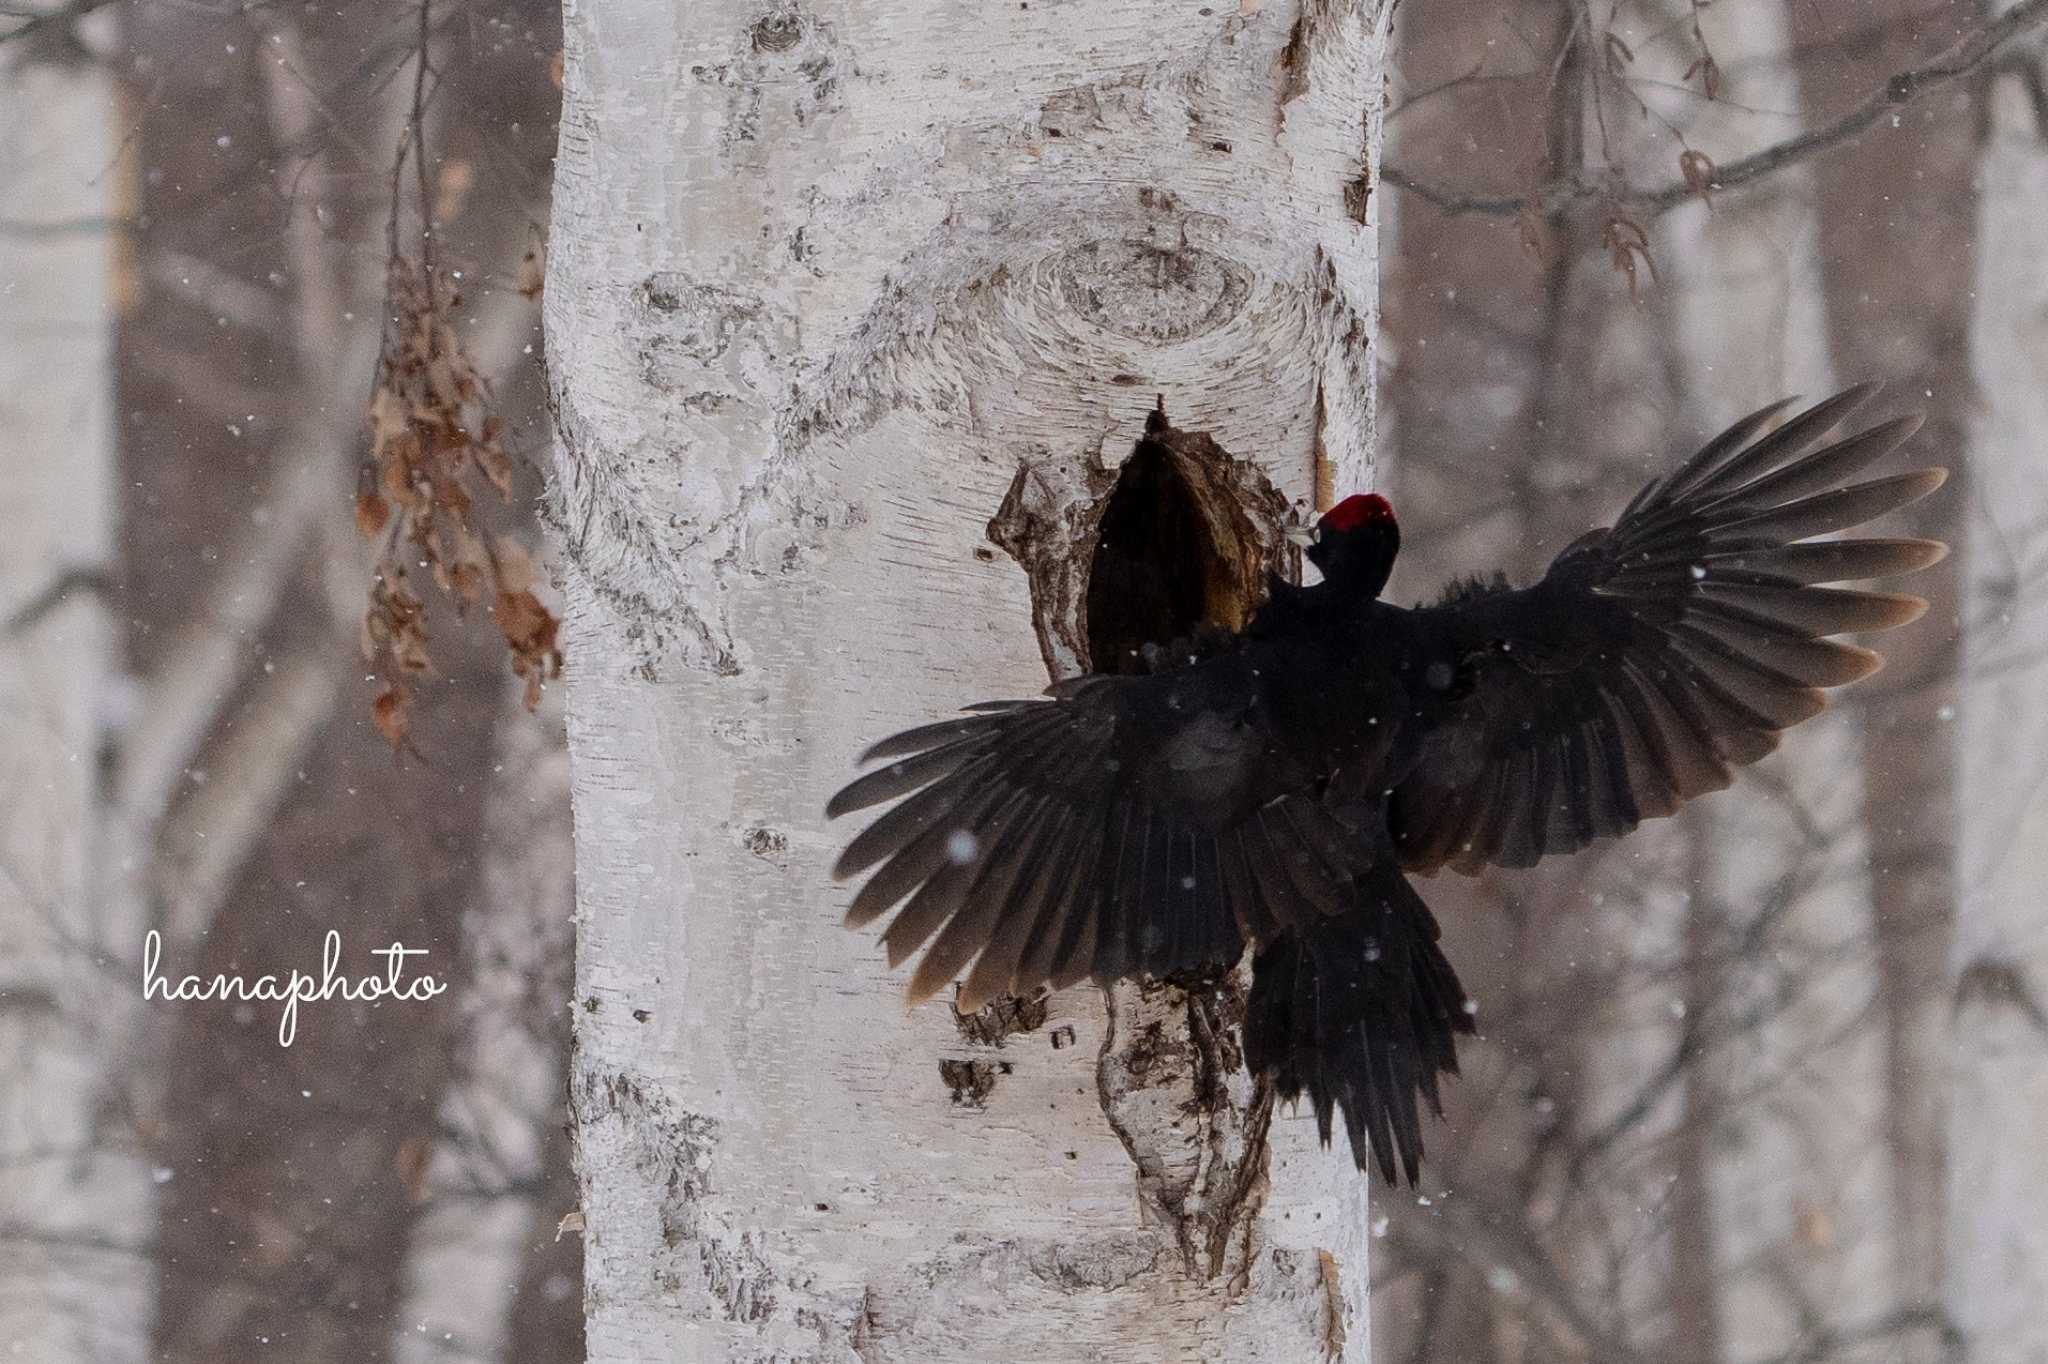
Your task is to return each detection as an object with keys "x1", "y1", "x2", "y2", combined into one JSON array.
[
  {"x1": 985, "y1": 409, "x2": 1292, "y2": 1280},
  {"x1": 1096, "y1": 978, "x2": 1275, "y2": 1282}
]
